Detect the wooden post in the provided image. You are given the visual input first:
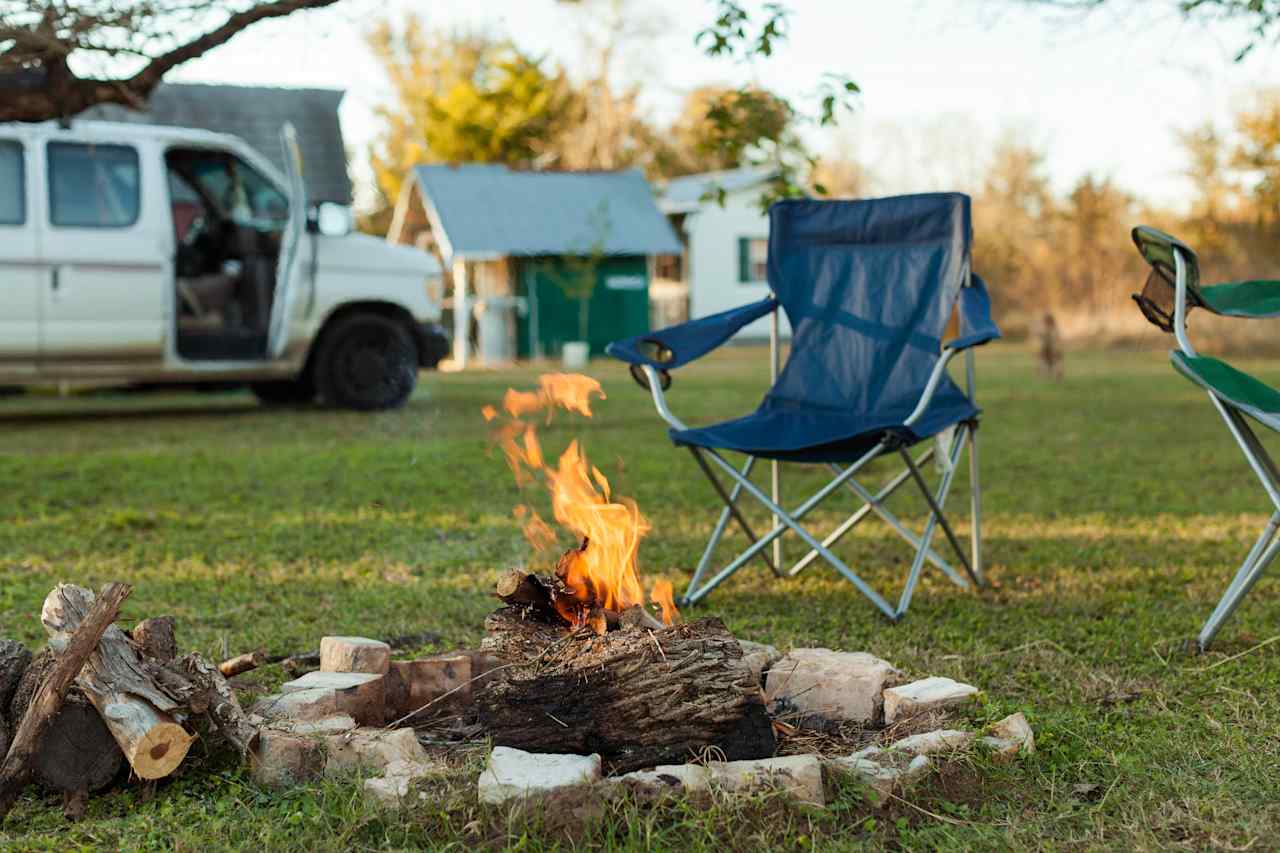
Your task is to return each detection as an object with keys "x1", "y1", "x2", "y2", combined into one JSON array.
[{"x1": 0, "y1": 582, "x2": 130, "y2": 824}]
